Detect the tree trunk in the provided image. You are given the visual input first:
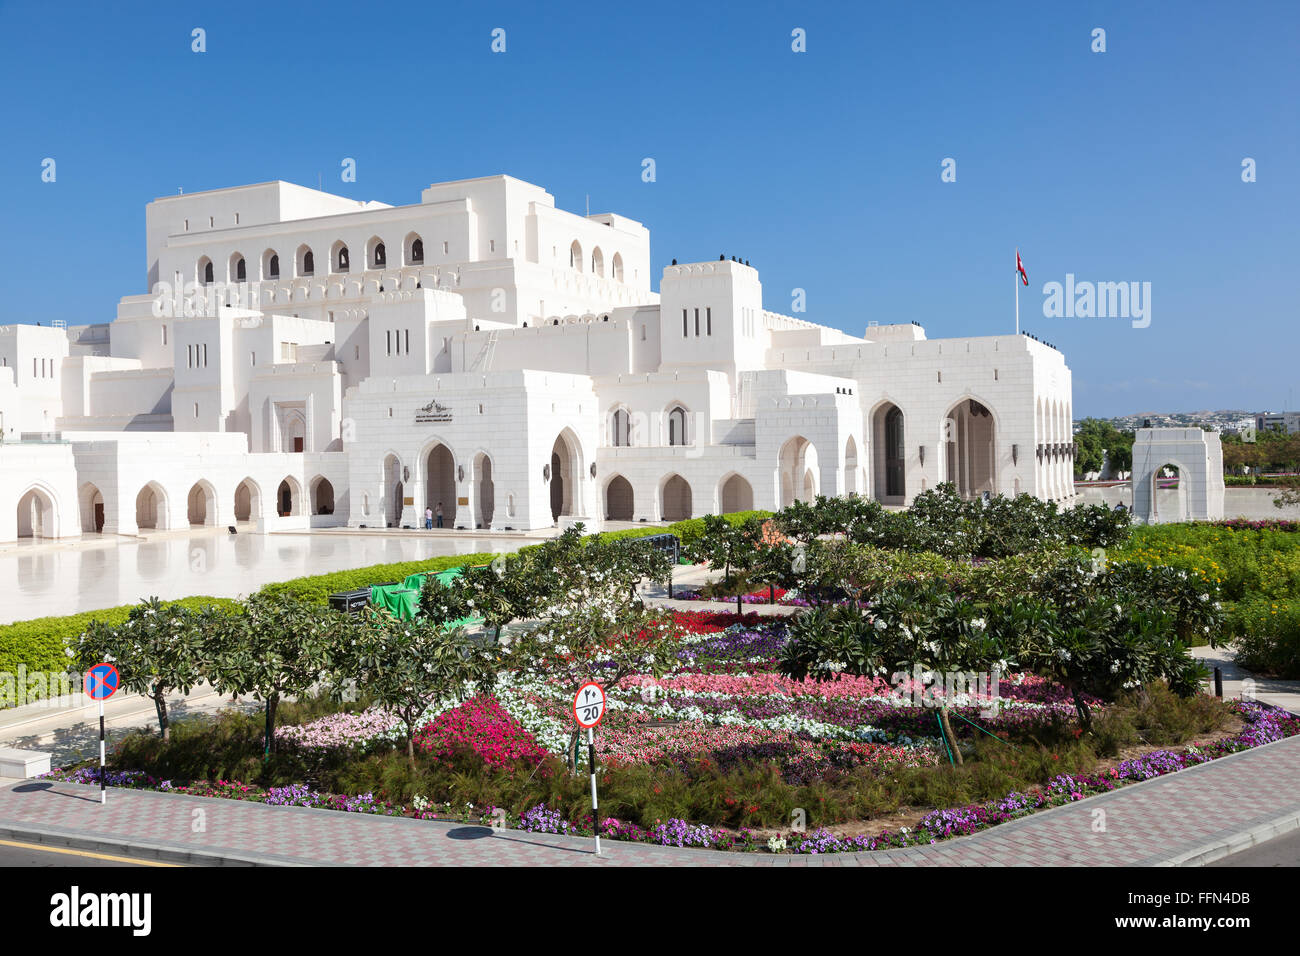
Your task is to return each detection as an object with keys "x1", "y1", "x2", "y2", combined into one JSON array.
[
  {"x1": 407, "y1": 732, "x2": 416, "y2": 770},
  {"x1": 769, "y1": 584, "x2": 775, "y2": 604},
  {"x1": 1073, "y1": 691, "x2": 1093, "y2": 732},
  {"x1": 567, "y1": 728, "x2": 581, "y2": 775},
  {"x1": 264, "y1": 695, "x2": 279, "y2": 760},
  {"x1": 939, "y1": 705, "x2": 963, "y2": 765},
  {"x1": 153, "y1": 684, "x2": 170, "y2": 742}
]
